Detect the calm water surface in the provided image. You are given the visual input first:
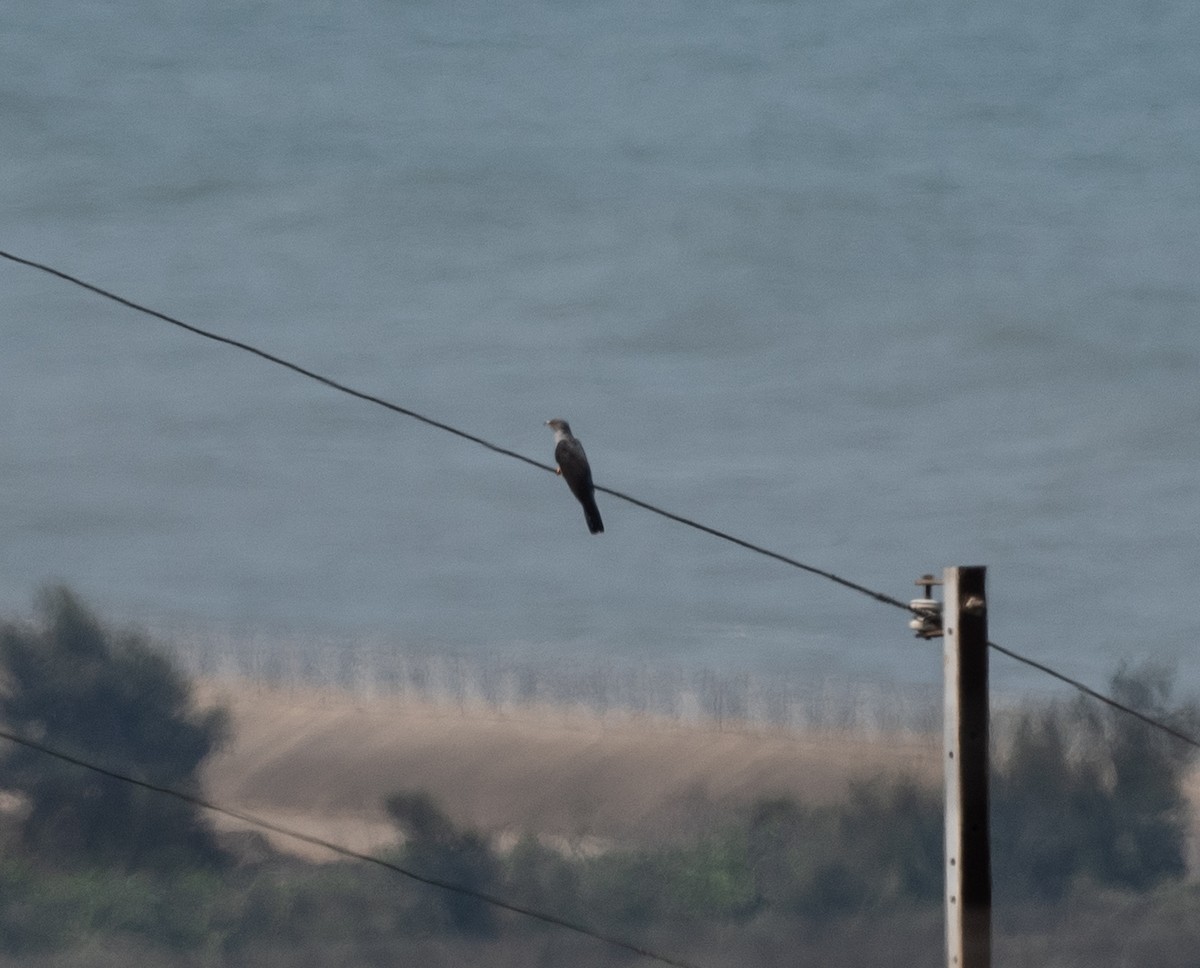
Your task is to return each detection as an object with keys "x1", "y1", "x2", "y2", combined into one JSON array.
[{"x1": 2, "y1": 0, "x2": 1198, "y2": 698}]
